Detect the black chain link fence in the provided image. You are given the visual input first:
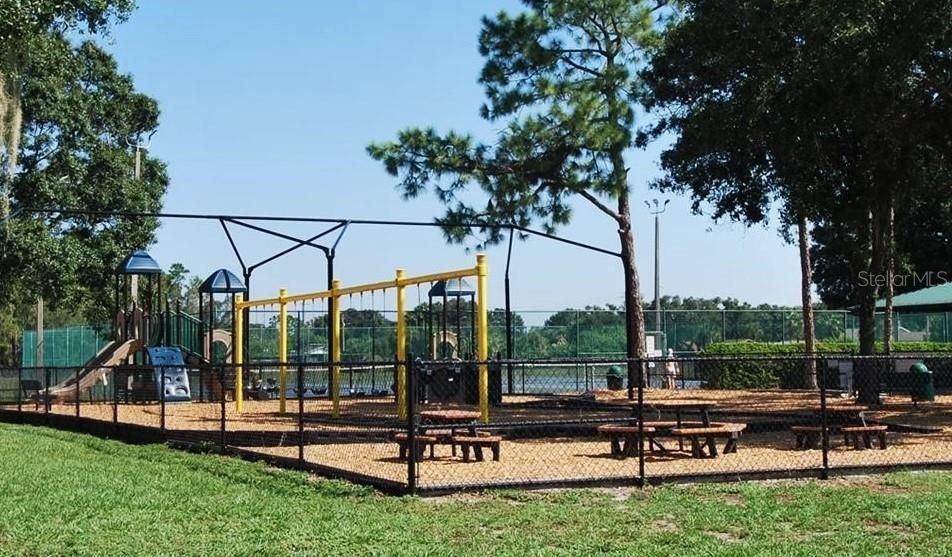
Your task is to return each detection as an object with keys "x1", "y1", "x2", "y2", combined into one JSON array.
[{"x1": 1, "y1": 353, "x2": 950, "y2": 494}]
